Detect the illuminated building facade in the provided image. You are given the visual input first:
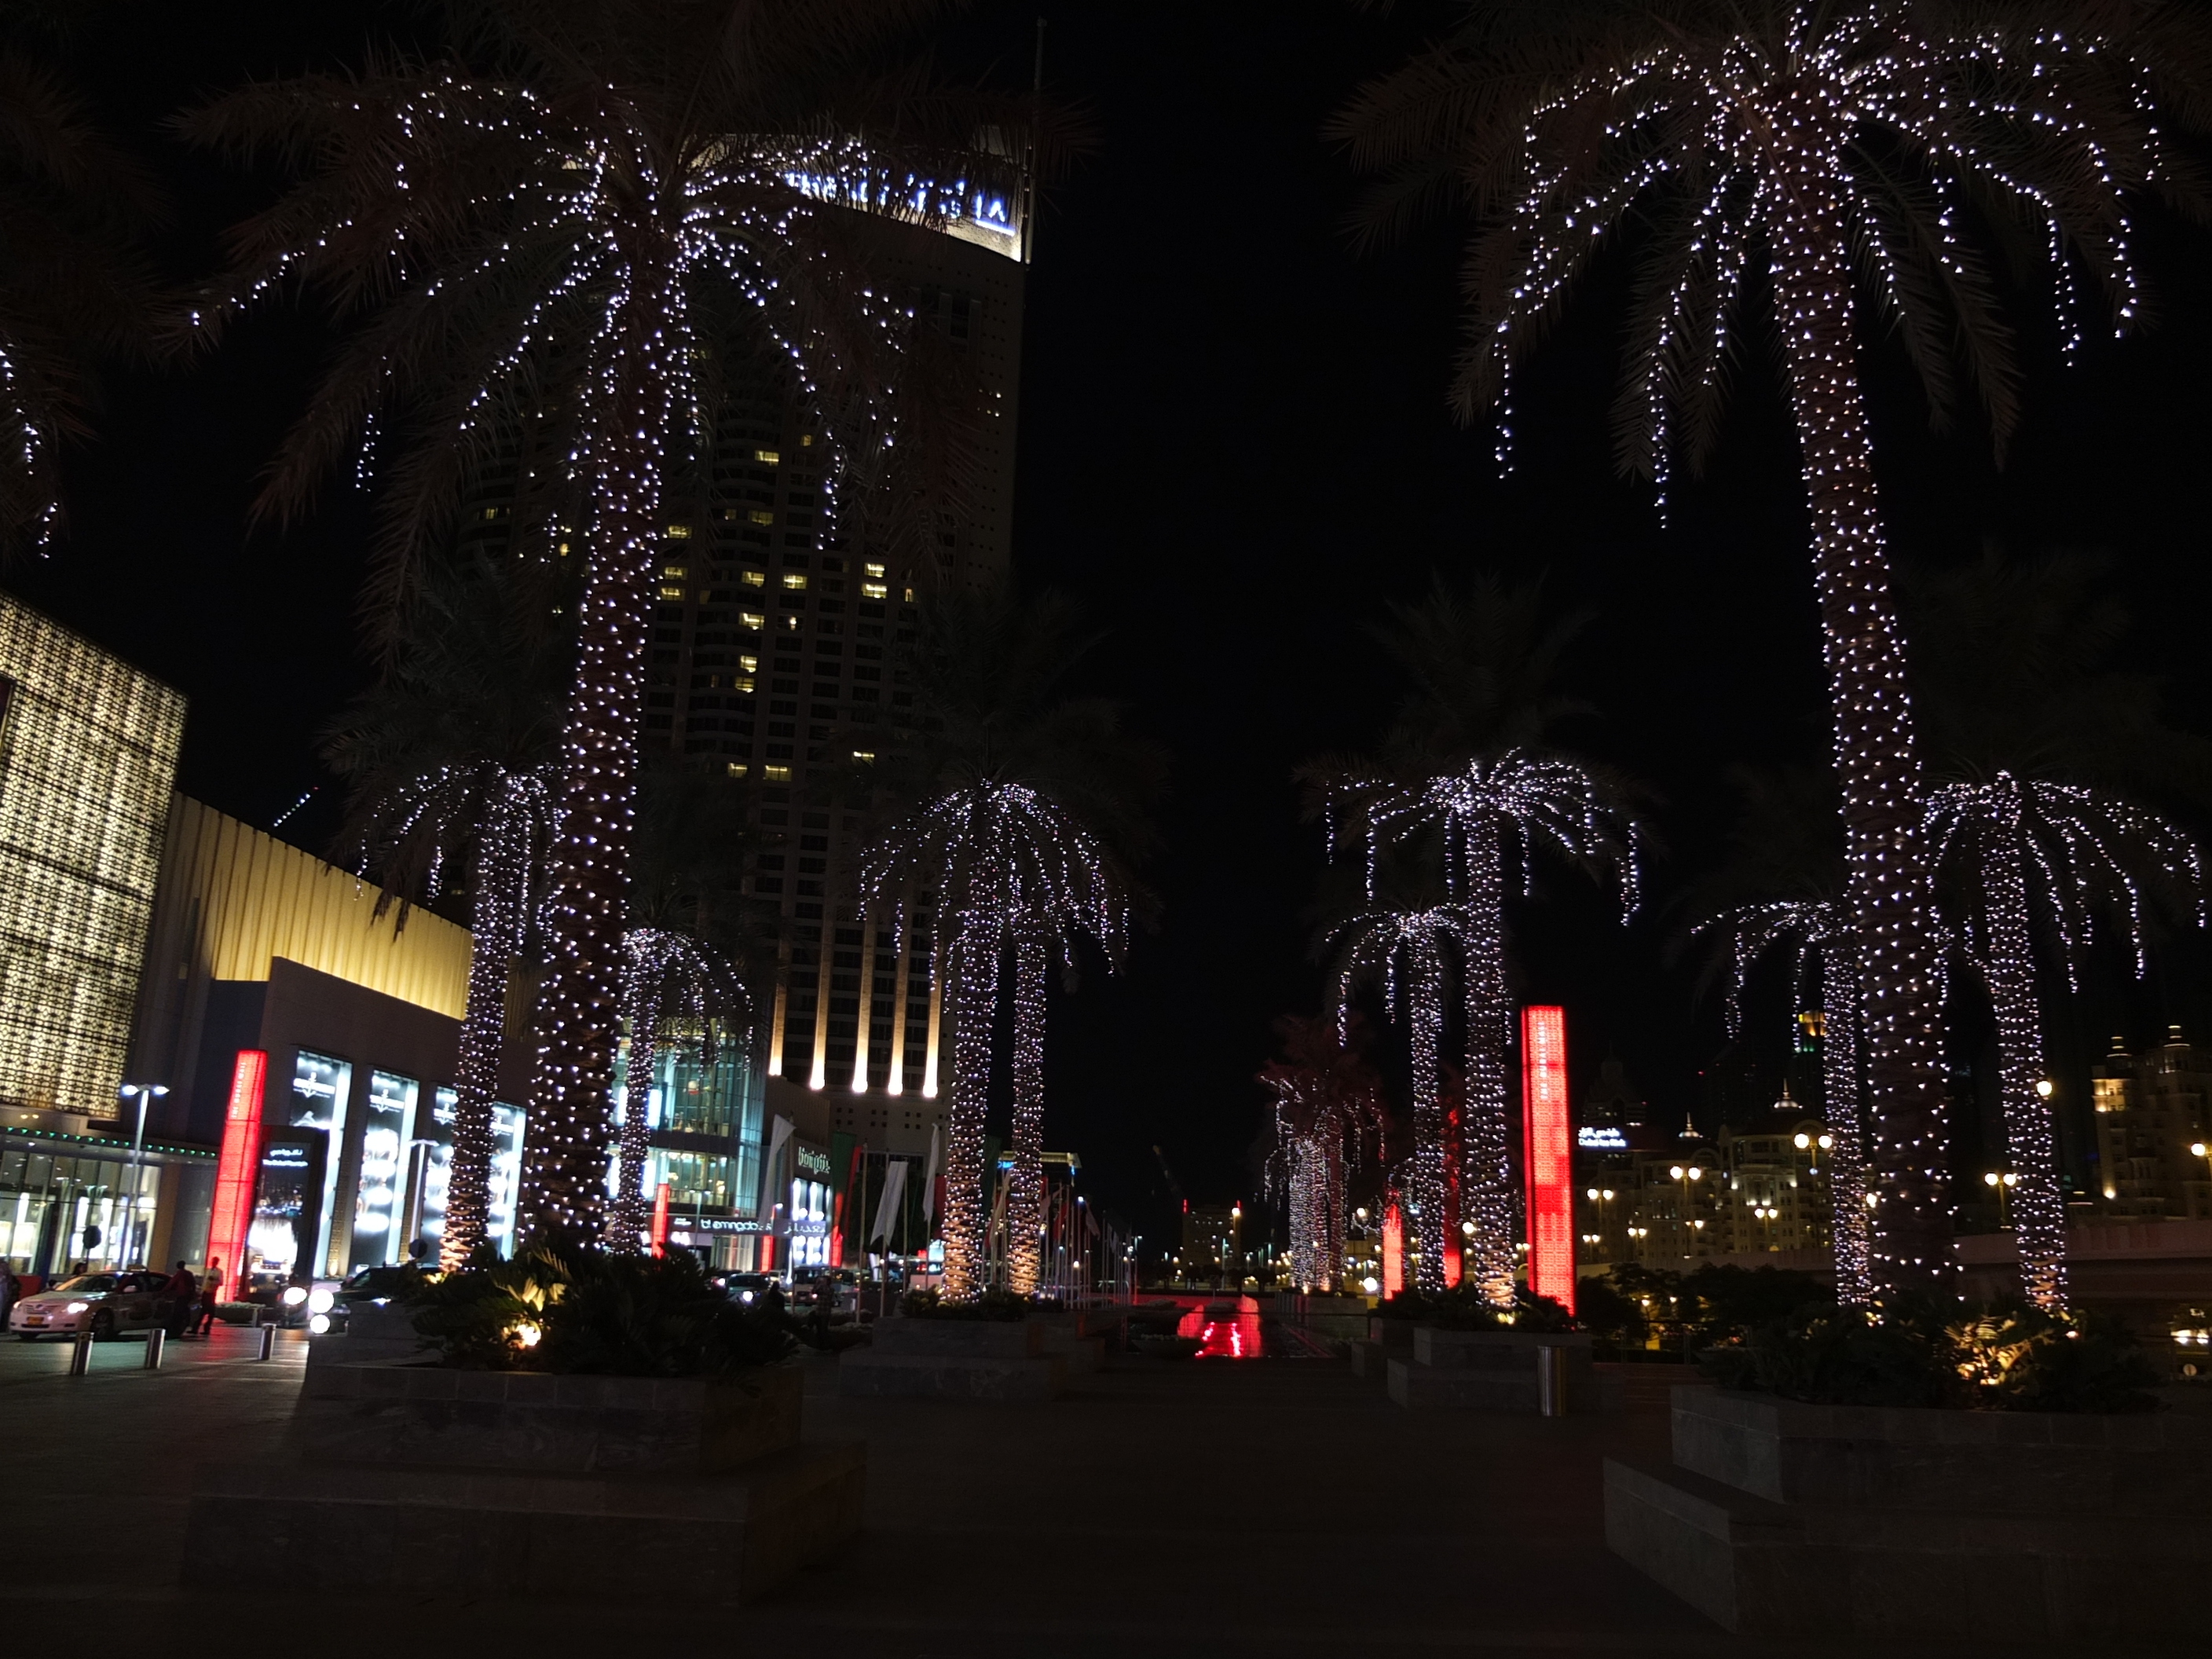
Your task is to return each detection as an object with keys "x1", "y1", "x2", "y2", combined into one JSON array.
[
  {"x1": 2091, "y1": 1029, "x2": 2212, "y2": 1220},
  {"x1": 0, "y1": 594, "x2": 192, "y2": 1276}
]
